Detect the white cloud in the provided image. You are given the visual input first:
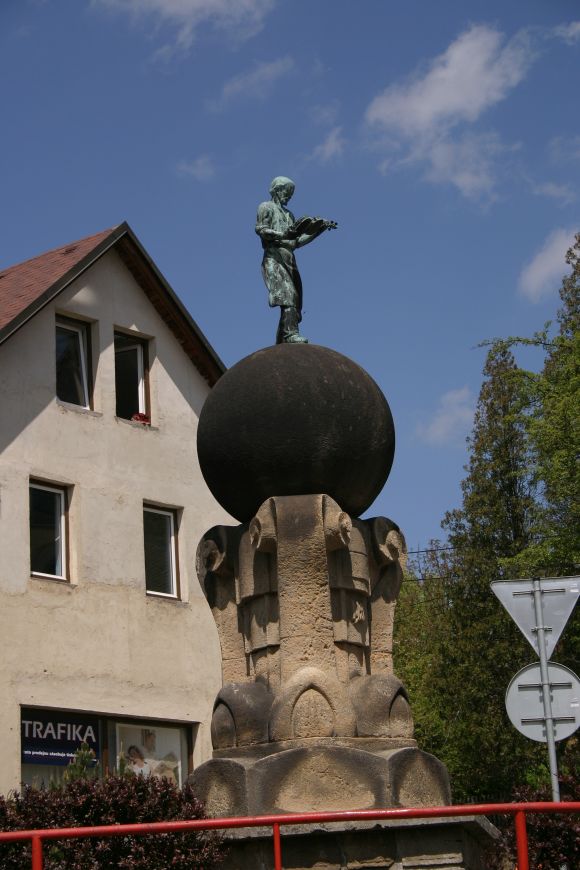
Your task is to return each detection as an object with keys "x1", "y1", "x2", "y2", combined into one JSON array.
[
  {"x1": 93, "y1": 0, "x2": 275, "y2": 54},
  {"x1": 550, "y1": 135, "x2": 580, "y2": 163},
  {"x1": 553, "y1": 22, "x2": 580, "y2": 44},
  {"x1": 310, "y1": 126, "x2": 345, "y2": 164},
  {"x1": 423, "y1": 131, "x2": 516, "y2": 201},
  {"x1": 209, "y1": 56, "x2": 294, "y2": 110},
  {"x1": 417, "y1": 387, "x2": 474, "y2": 446},
  {"x1": 309, "y1": 100, "x2": 340, "y2": 127},
  {"x1": 518, "y1": 228, "x2": 576, "y2": 302},
  {"x1": 367, "y1": 25, "x2": 533, "y2": 136},
  {"x1": 365, "y1": 24, "x2": 535, "y2": 200},
  {"x1": 176, "y1": 154, "x2": 215, "y2": 181},
  {"x1": 530, "y1": 181, "x2": 575, "y2": 205}
]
